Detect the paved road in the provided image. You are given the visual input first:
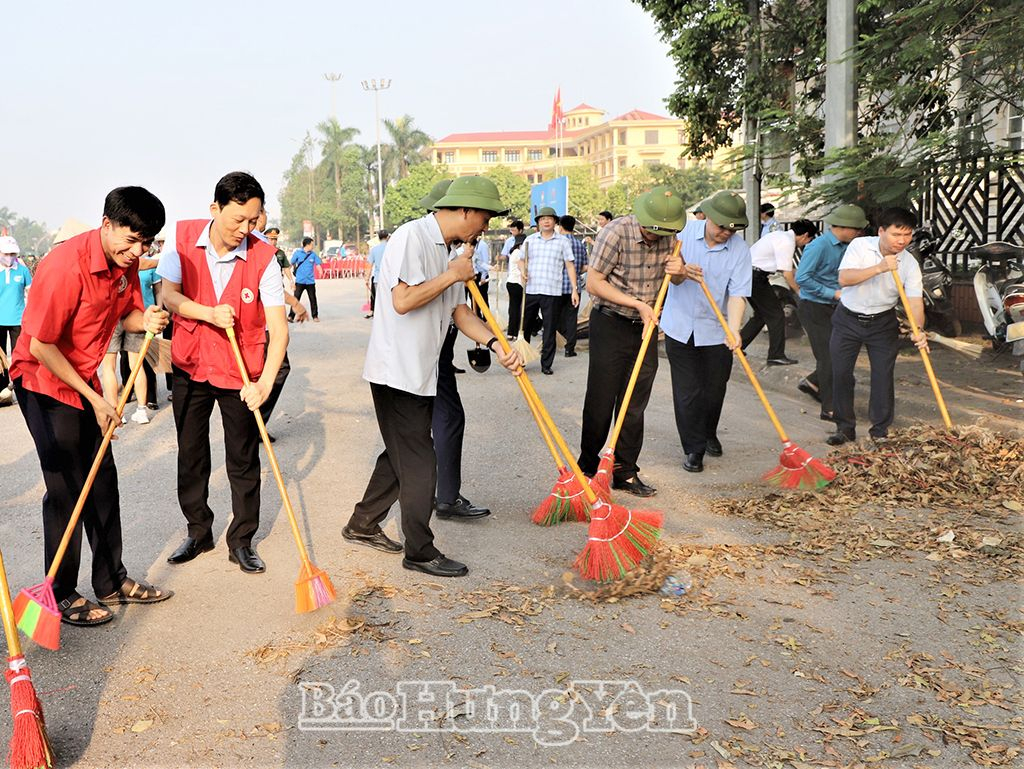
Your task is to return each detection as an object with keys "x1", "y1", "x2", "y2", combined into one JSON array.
[{"x1": 0, "y1": 279, "x2": 1018, "y2": 768}]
